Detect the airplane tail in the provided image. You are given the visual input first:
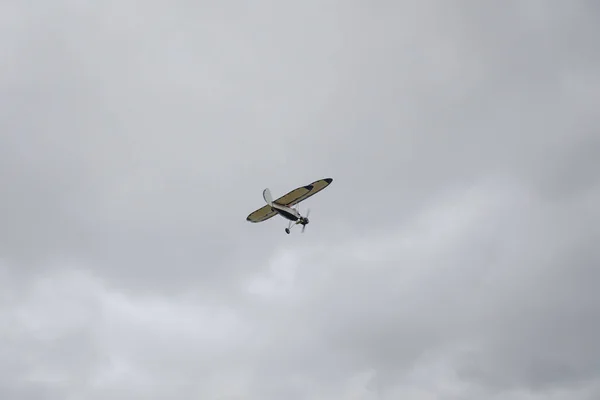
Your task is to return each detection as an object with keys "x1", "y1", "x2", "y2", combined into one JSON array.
[{"x1": 263, "y1": 188, "x2": 273, "y2": 206}]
